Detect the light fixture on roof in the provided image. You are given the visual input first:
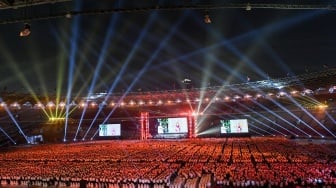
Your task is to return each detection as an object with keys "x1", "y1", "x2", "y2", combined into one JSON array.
[
  {"x1": 19, "y1": 23, "x2": 31, "y2": 37},
  {"x1": 246, "y1": 3, "x2": 252, "y2": 11},
  {"x1": 204, "y1": 10, "x2": 211, "y2": 24},
  {"x1": 65, "y1": 12, "x2": 72, "y2": 19},
  {"x1": 182, "y1": 78, "x2": 191, "y2": 84}
]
